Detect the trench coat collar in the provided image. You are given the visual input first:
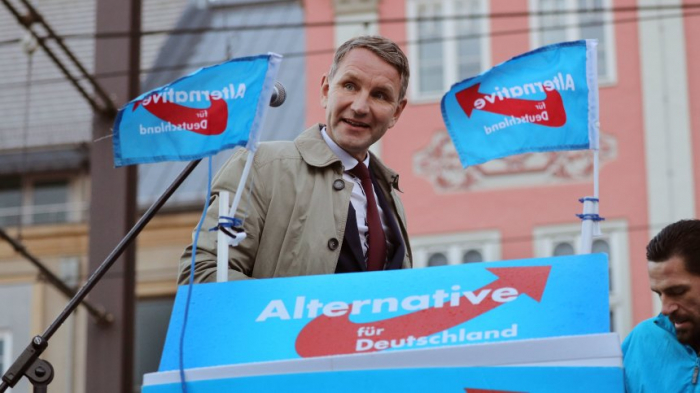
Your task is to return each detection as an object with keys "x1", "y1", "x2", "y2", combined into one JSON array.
[{"x1": 295, "y1": 123, "x2": 402, "y2": 191}]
